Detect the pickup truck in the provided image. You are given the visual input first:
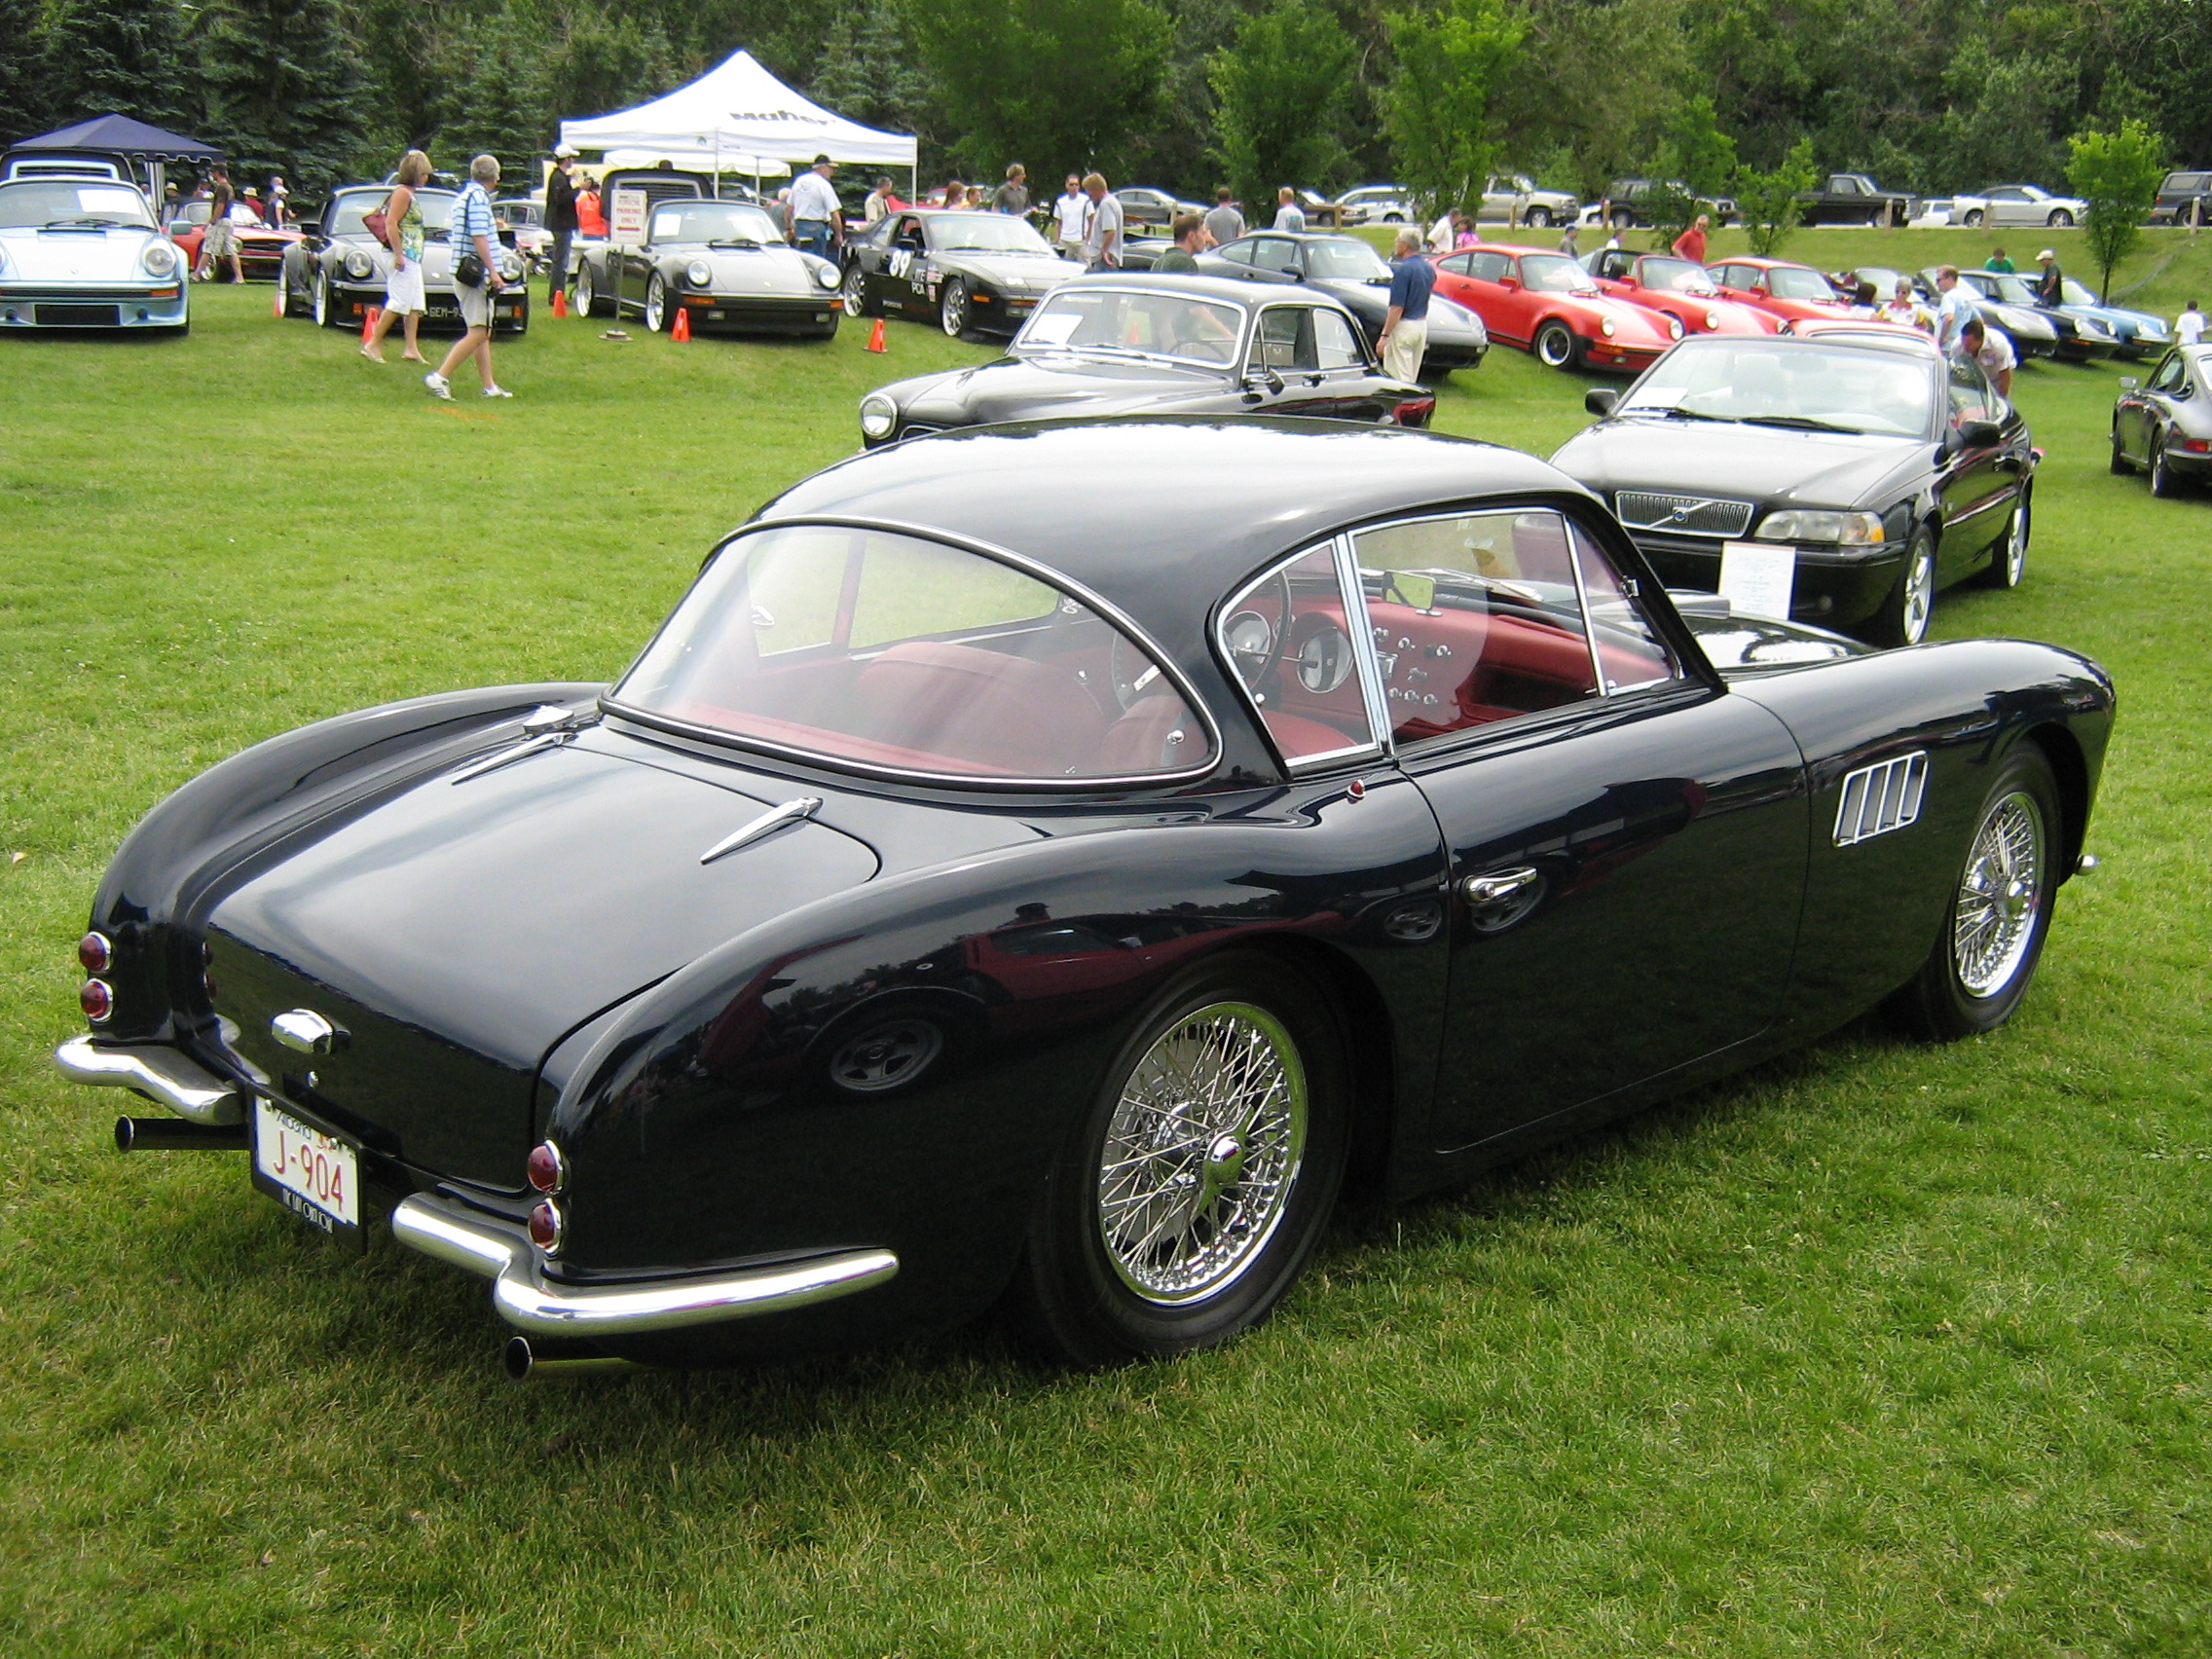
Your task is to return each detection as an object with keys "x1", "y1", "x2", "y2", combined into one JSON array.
[{"x1": 1796, "y1": 173, "x2": 1919, "y2": 226}]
